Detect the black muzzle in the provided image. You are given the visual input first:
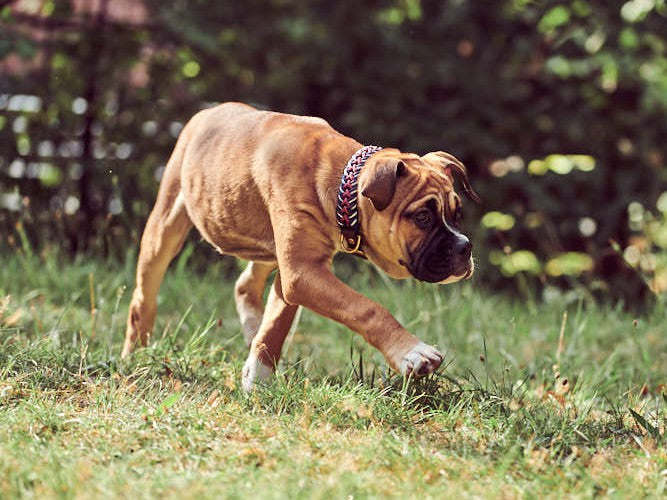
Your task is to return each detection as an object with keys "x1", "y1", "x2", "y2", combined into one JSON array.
[{"x1": 408, "y1": 228, "x2": 472, "y2": 283}]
